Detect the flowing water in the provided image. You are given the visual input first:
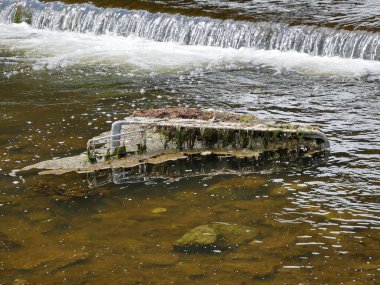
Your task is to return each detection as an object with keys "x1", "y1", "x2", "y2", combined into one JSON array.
[{"x1": 0, "y1": 0, "x2": 379, "y2": 284}]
